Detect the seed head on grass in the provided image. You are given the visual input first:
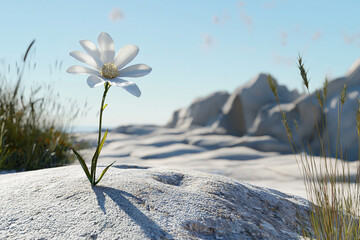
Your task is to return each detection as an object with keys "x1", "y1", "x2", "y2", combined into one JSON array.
[
  {"x1": 316, "y1": 89, "x2": 324, "y2": 109},
  {"x1": 281, "y1": 112, "x2": 292, "y2": 139},
  {"x1": 273, "y1": 55, "x2": 360, "y2": 238},
  {"x1": 298, "y1": 55, "x2": 310, "y2": 90},
  {"x1": 267, "y1": 74, "x2": 278, "y2": 101},
  {"x1": 323, "y1": 78, "x2": 328, "y2": 103},
  {"x1": 293, "y1": 119, "x2": 299, "y2": 132},
  {"x1": 340, "y1": 84, "x2": 348, "y2": 107},
  {"x1": 356, "y1": 100, "x2": 360, "y2": 136}
]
